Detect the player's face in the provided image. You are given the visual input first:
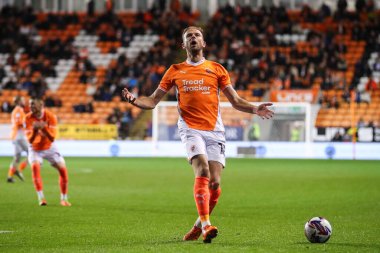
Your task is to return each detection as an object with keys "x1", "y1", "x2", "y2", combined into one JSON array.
[
  {"x1": 30, "y1": 100, "x2": 43, "y2": 115},
  {"x1": 182, "y1": 28, "x2": 206, "y2": 52},
  {"x1": 19, "y1": 98, "x2": 25, "y2": 107}
]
